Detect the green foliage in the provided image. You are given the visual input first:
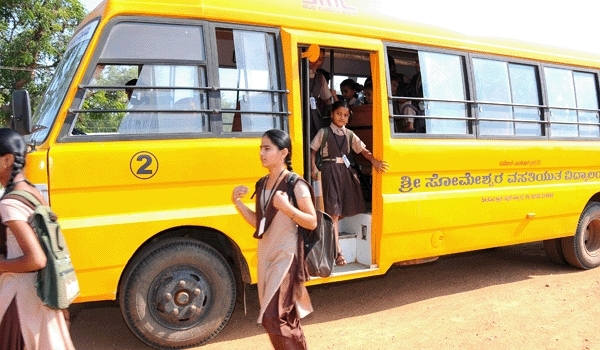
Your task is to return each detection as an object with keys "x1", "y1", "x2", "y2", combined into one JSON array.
[
  {"x1": 76, "y1": 65, "x2": 138, "y2": 133},
  {"x1": 0, "y1": 0, "x2": 85, "y2": 125}
]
